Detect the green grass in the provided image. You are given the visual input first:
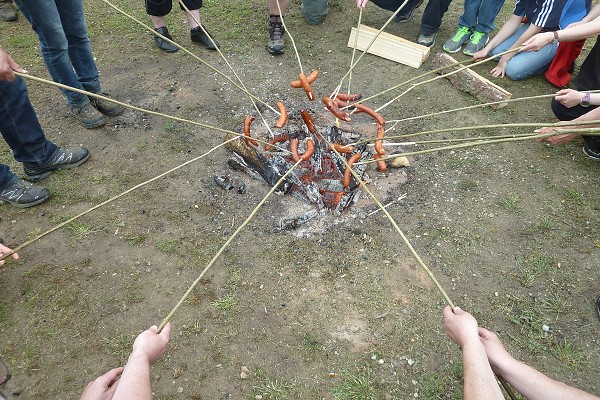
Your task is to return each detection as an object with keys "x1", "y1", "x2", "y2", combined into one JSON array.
[
  {"x1": 497, "y1": 192, "x2": 522, "y2": 213},
  {"x1": 64, "y1": 220, "x2": 99, "y2": 239},
  {"x1": 251, "y1": 379, "x2": 290, "y2": 400},
  {"x1": 211, "y1": 294, "x2": 237, "y2": 312},
  {"x1": 332, "y1": 366, "x2": 376, "y2": 400},
  {"x1": 156, "y1": 239, "x2": 178, "y2": 254}
]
